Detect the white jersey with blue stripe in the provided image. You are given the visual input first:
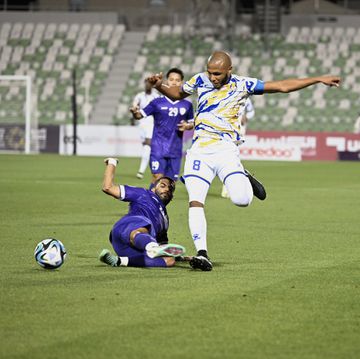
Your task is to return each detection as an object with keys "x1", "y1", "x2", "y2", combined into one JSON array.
[
  {"x1": 182, "y1": 73, "x2": 264, "y2": 148},
  {"x1": 241, "y1": 98, "x2": 255, "y2": 120}
]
